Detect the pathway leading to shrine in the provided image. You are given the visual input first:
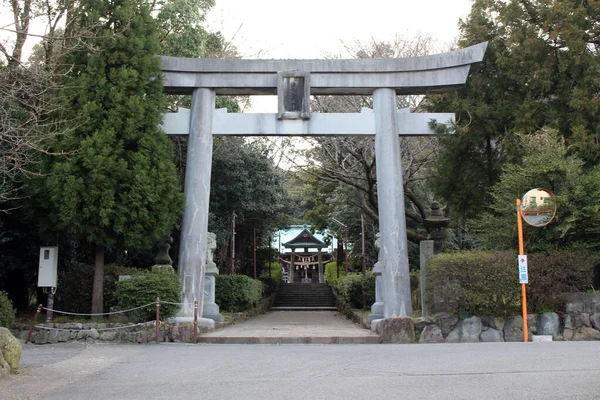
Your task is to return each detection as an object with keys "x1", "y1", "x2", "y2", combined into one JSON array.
[{"x1": 198, "y1": 311, "x2": 380, "y2": 344}]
